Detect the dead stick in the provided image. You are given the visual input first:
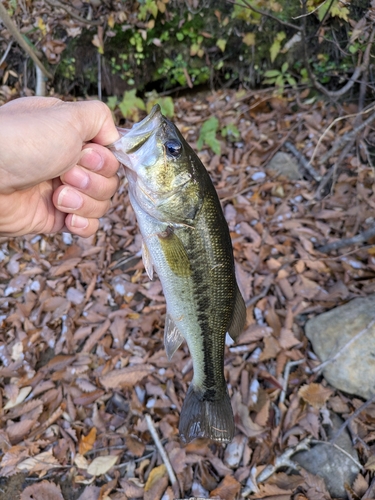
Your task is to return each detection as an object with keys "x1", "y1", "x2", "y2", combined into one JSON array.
[
  {"x1": 311, "y1": 317, "x2": 375, "y2": 374},
  {"x1": 0, "y1": 2, "x2": 53, "y2": 79},
  {"x1": 45, "y1": 0, "x2": 102, "y2": 26},
  {"x1": 330, "y1": 392, "x2": 375, "y2": 444},
  {"x1": 284, "y1": 141, "x2": 322, "y2": 182},
  {"x1": 317, "y1": 225, "x2": 375, "y2": 253},
  {"x1": 145, "y1": 414, "x2": 179, "y2": 494},
  {"x1": 319, "y1": 109, "x2": 375, "y2": 165}
]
